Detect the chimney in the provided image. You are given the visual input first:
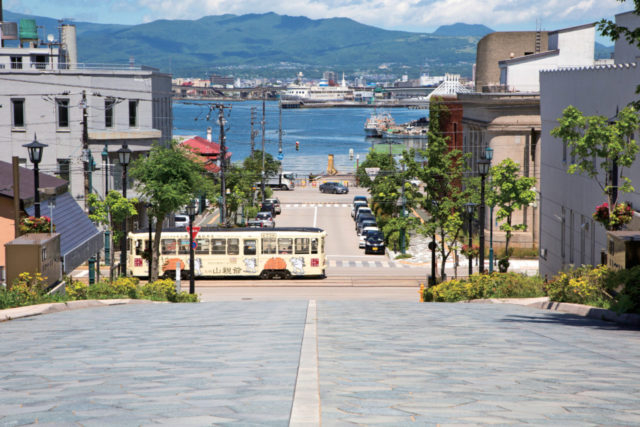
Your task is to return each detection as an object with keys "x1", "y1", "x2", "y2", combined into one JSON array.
[{"x1": 206, "y1": 127, "x2": 212, "y2": 142}]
